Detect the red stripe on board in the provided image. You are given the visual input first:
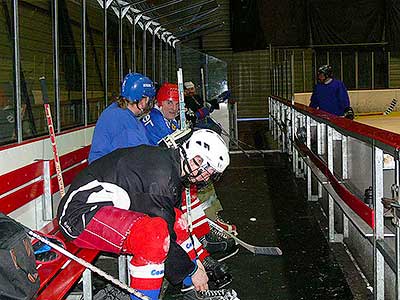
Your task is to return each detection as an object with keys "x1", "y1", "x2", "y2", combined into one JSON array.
[
  {"x1": 59, "y1": 145, "x2": 90, "y2": 170},
  {"x1": 0, "y1": 181, "x2": 44, "y2": 214},
  {"x1": 296, "y1": 140, "x2": 375, "y2": 228},
  {"x1": 0, "y1": 161, "x2": 43, "y2": 196}
]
